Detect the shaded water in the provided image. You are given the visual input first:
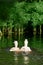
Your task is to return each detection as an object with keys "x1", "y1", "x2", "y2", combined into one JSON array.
[{"x1": 0, "y1": 35, "x2": 43, "y2": 65}]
